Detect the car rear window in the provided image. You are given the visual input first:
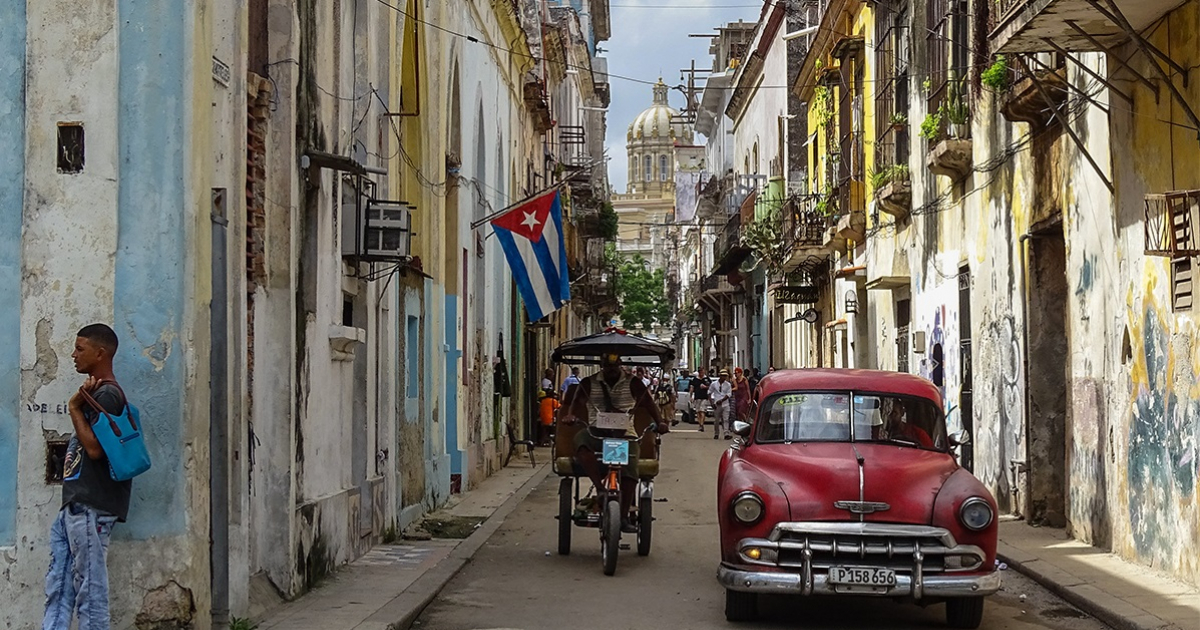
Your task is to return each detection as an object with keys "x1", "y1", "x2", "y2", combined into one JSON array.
[{"x1": 756, "y1": 391, "x2": 947, "y2": 450}]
